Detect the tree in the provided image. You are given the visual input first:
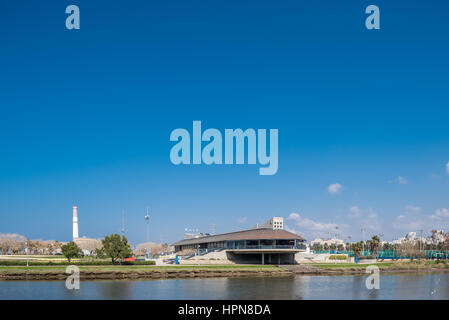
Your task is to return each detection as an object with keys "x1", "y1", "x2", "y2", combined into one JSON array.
[
  {"x1": 352, "y1": 241, "x2": 363, "y2": 257},
  {"x1": 61, "y1": 241, "x2": 83, "y2": 262},
  {"x1": 397, "y1": 240, "x2": 421, "y2": 261},
  {"x1": 101, "y1": 234, "x2": 133, "y2": 264},
  {"x1": 135, "y1": 242, "x2": 169, "y2": 257},
  {"x1": 443, "y1": 232, "x2": 449, "y2": 251},
  {"x1": 370, "y1": 235, "x2": 381, "y2": 257},
  {"x1": 76, "y1": 239, "x2": 103, "y2": 256},
  {"x1": 0, "y1": 233, "x2": 26, "y2": 255}
]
